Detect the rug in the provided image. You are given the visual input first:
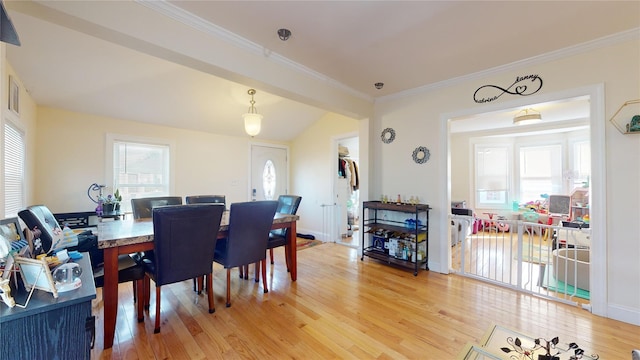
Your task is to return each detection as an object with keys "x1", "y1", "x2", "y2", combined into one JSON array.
[
  {"x1": 540, "y1": 264, "x2": 590, "y2": 300},
  {"x1": 517, "y1": 244, "x2": 552, "y2": 264},
  {"x1": 296, "y1": 238, "x2": 323, "y2": 250}
]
